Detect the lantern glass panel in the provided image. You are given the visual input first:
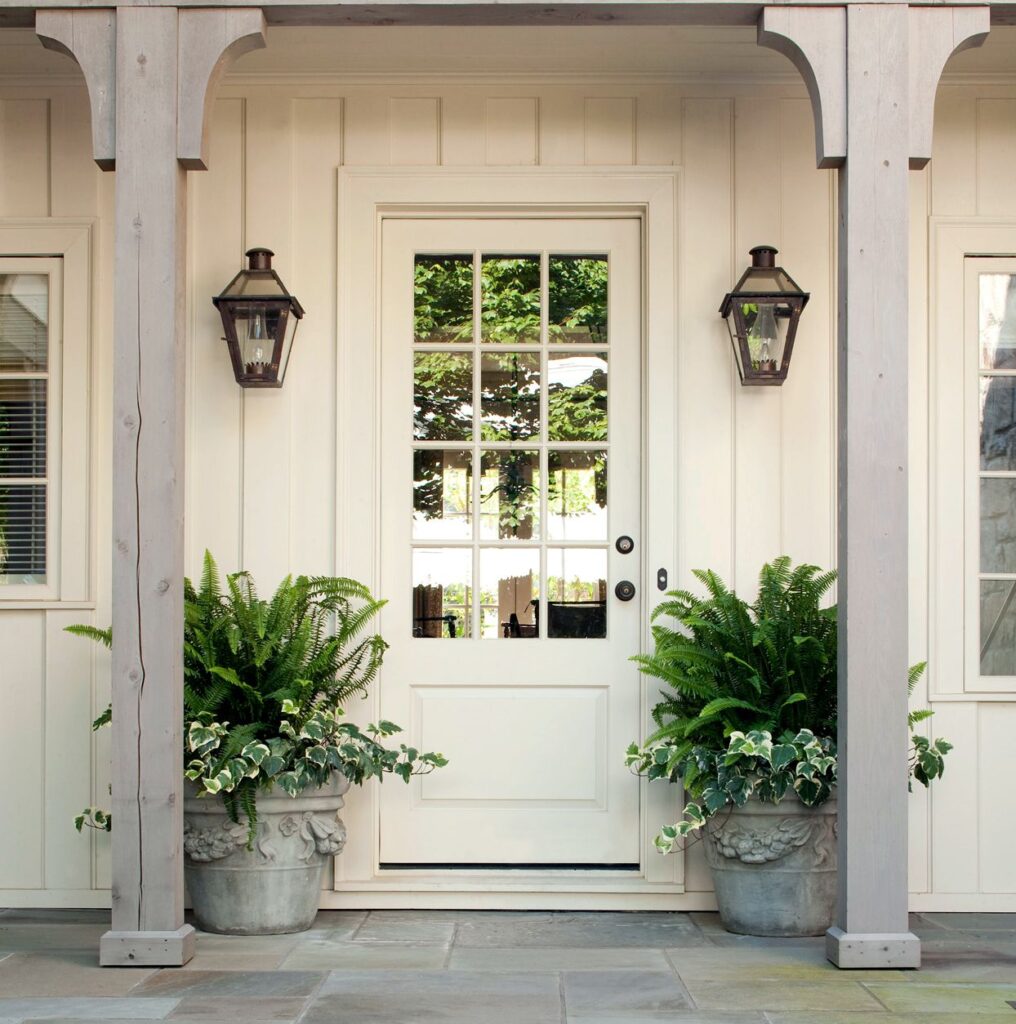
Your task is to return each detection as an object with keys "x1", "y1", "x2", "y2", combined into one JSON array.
[
  {"x1": 226, "y1": 302, "x2": 298, "y2": 386},
  {"x1": 745, "y1": 302, "x2": 786, "y2": 374}
]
